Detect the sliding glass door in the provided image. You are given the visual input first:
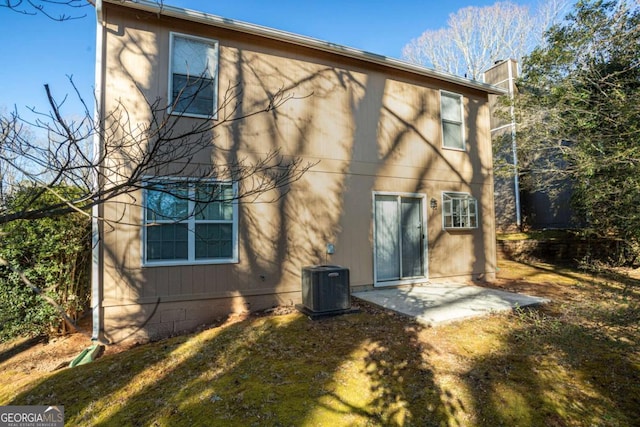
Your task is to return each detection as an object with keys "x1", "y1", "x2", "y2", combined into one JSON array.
[{"x1": 374, "y1": 193, "x2": 426, "y2": 285}]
